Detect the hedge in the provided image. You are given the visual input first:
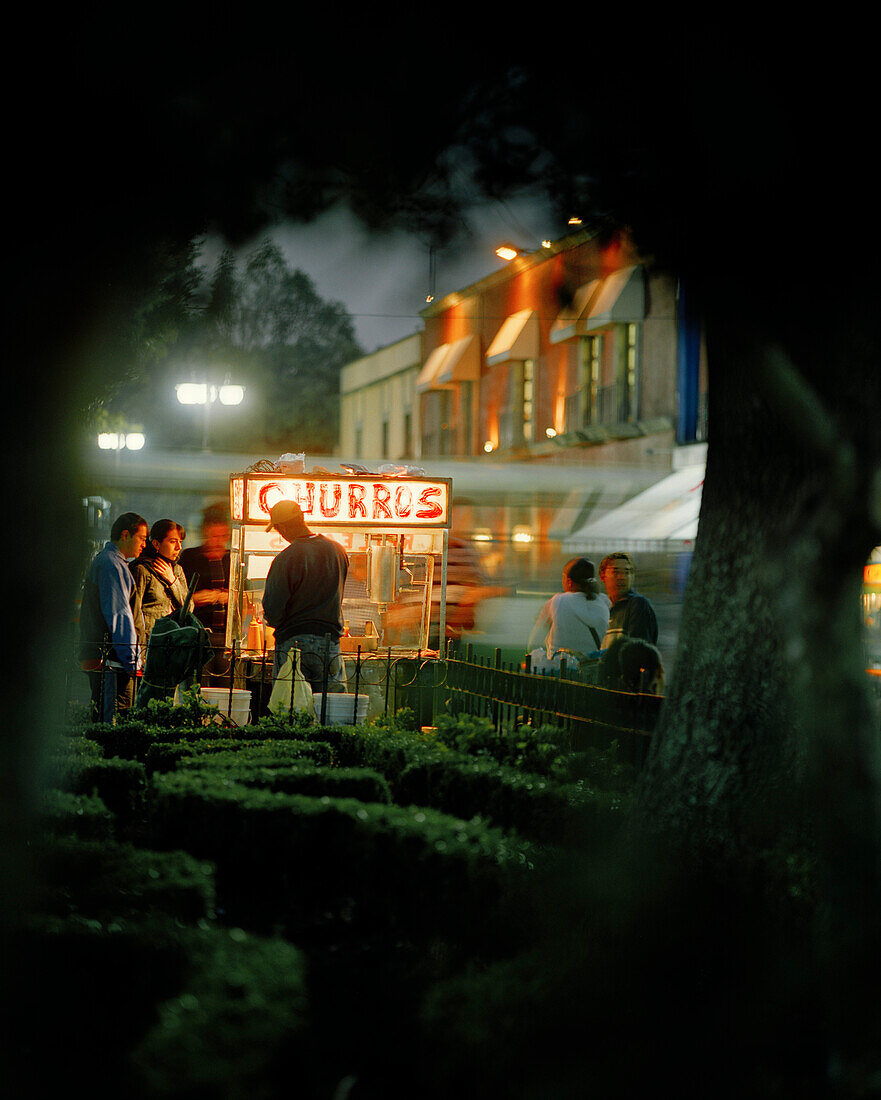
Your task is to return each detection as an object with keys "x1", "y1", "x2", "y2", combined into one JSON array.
[
  {"x1": 174, "y1": 753, "x2": 392, "y2": 804},
  {"x1": 144, "y1": 770, "x2": 536, "y2": 953},
  {"x1": 33, "y1": 835, "x2": 216, "y2": 924},
  {"x1": 6, "y1": 916, "x2": 309, "y2": 1099},
  {"x1": 145, "y1": 737, "x2": 334, "y2": 774},
  {"x1": 38, "y1": 790, "x2": 116, "y2": 840},
  {"x1": 45, "y1": 752, "x2": 147, "y2": 822}
]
